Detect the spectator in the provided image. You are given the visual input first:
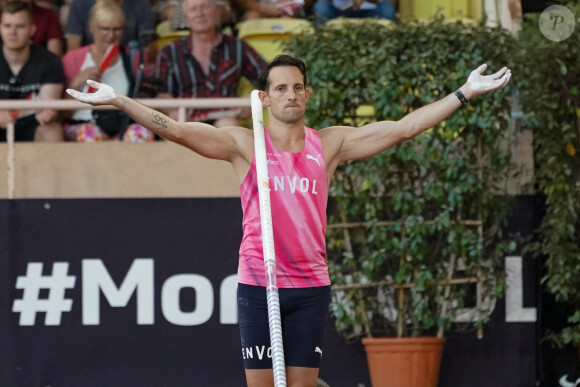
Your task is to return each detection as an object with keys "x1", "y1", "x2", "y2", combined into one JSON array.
[
  {"x1": 240, "y1": 0, "x2": 305, "y2": 20},
  {"x1": 0, "y1": 0, "x2": 63, "y2": 56},
  {"x1": 61, "y1": 0, "x2": 154, "y2": 142},
  {"x1": 59, "y1": 0, "x2": 72, "y2": 32},
  {"x1": 313, "y1": 0, "x2": 396, "y2": 27},
  {"x1": 167, "y1": 0, "x2": 235, "y2": 31},
  {"x1": 0, "y1": 0, "x2": 64, "y2": 142},
  {"x1": 34, "y1": 0, "x2": 57, "y2": 10},
  {"x1": 152, "y1": 0, "x2": 179, "y2": 24},
  {"x1": 65, "y1": 0, "x2": 154, "y2": 51},
  {"x1": 156, "y1": 0, "x2": 266, "y2": 127}
]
